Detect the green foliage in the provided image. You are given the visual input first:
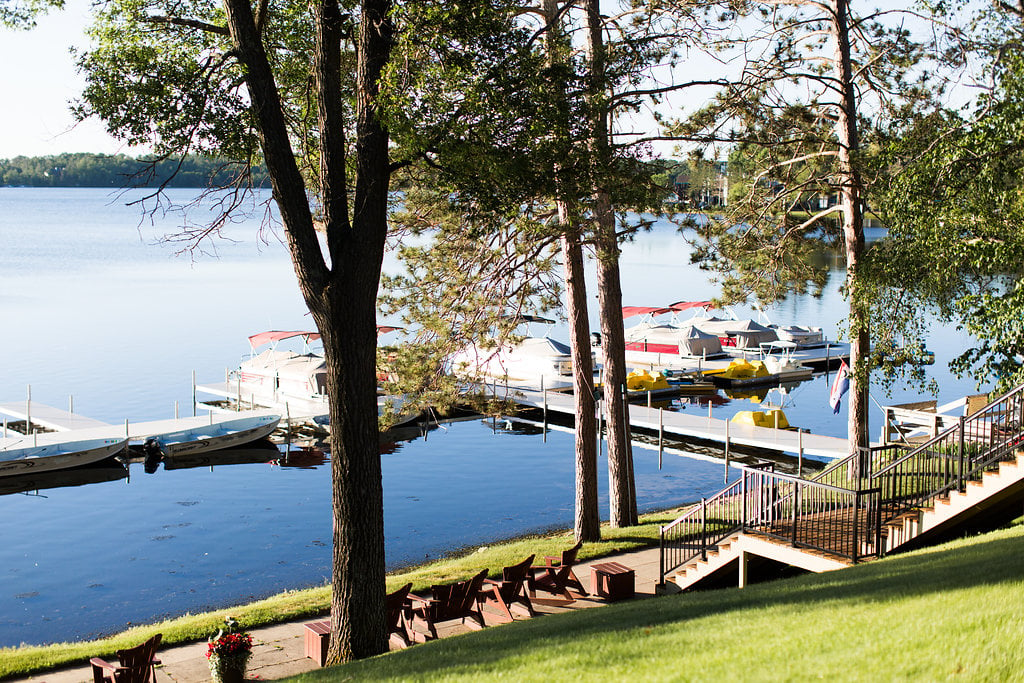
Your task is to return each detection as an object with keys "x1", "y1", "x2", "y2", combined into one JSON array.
[
  {"x1": 0, "y1": 153, "x2": 268, "y2": 187},
  {"x1": 378, "y1": 174, "x2": 562, "y2": 414},
  {"x1": 0, "y1": 0, "x2": 62, "y2": 28},
  {"x1": 871, "y1": 16, "x2": 1024, "y2": 392}
]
